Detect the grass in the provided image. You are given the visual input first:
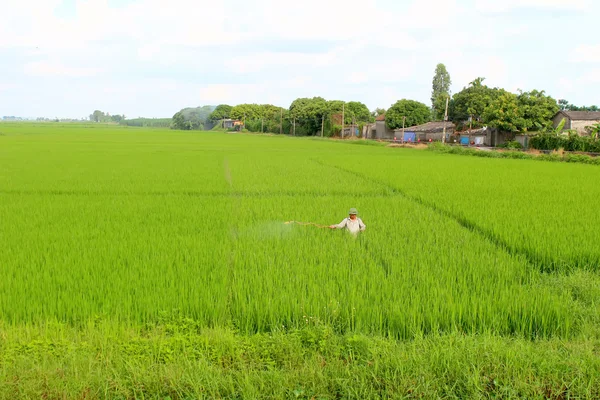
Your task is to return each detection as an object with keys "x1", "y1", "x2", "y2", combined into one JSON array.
[{"x1": 0, "y1": 122, "x2": 599, "y2": 398}]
